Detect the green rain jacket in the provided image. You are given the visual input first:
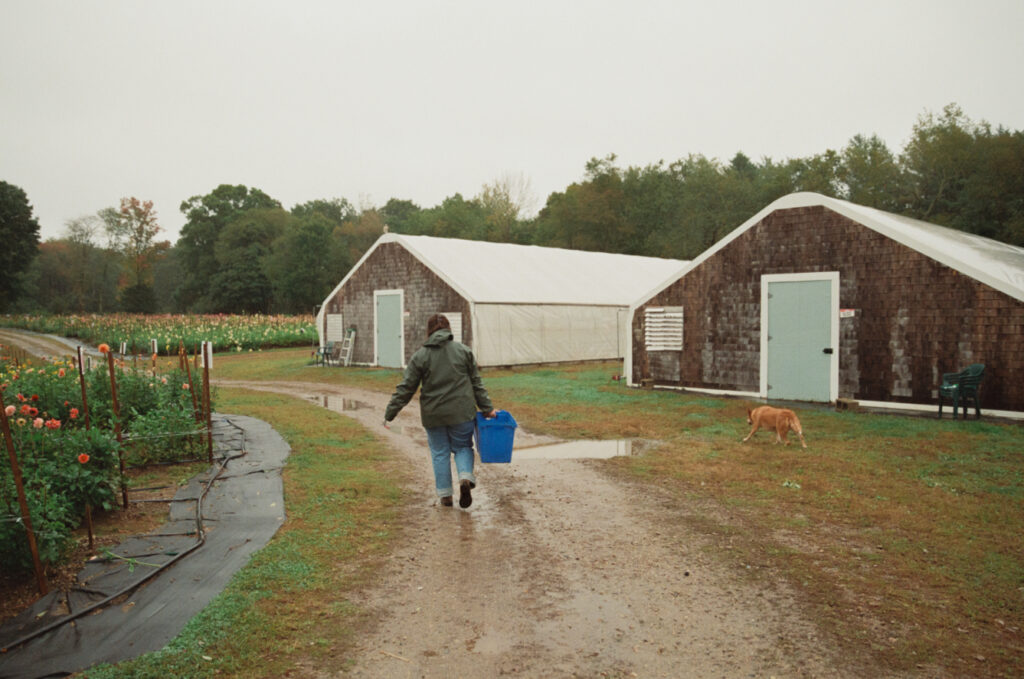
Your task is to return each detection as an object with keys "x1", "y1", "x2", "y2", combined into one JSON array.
[{"x1": 384, "y1": 329, "x2": 493, "y2": 428}]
